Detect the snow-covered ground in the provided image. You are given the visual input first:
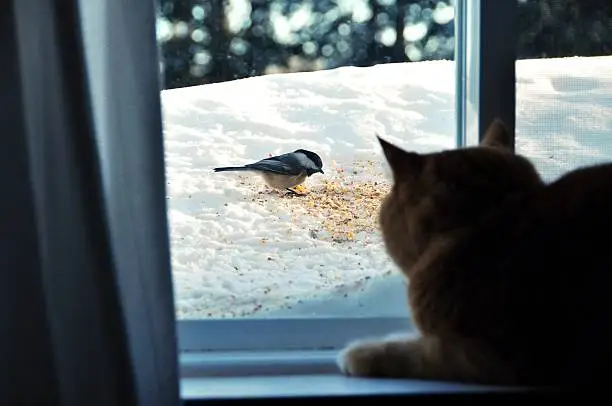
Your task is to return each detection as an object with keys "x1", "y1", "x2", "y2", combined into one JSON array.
[{"x1": 161, "y1": 55, "x2": 612, "y2": 319}]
